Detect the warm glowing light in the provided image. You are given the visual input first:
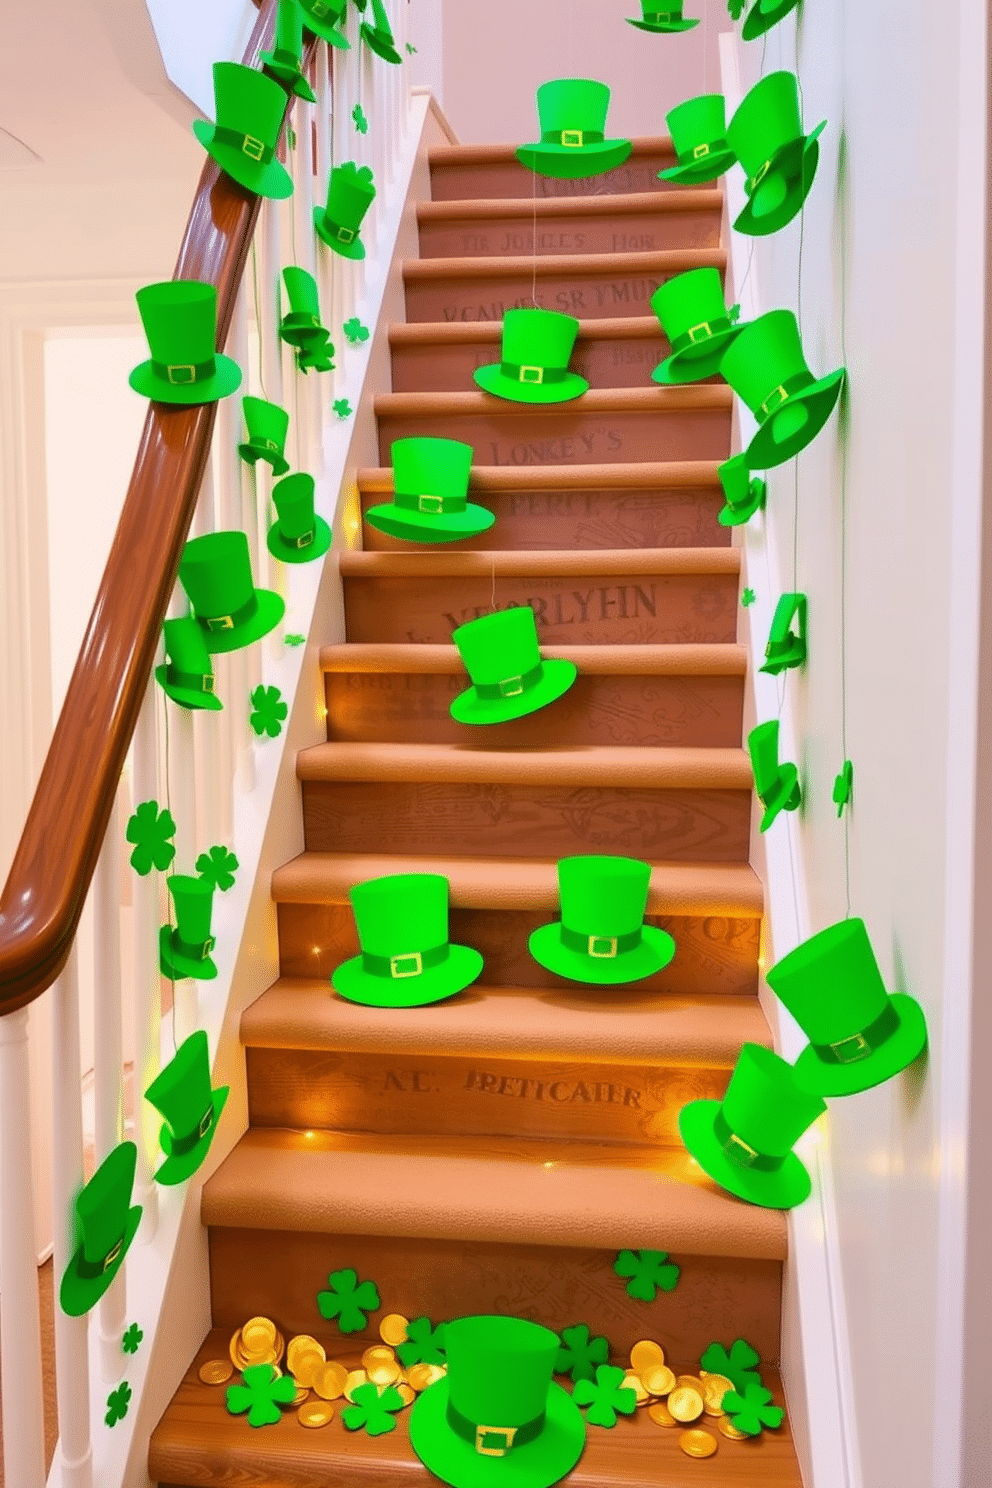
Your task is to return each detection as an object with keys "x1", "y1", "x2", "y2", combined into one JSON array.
[
  {"x1": 312, "y1": 946, "x2": 321, "y2": 955},
  {"x1": 543, "y1": 1161, "x2": 556, "y2": 1170}
]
